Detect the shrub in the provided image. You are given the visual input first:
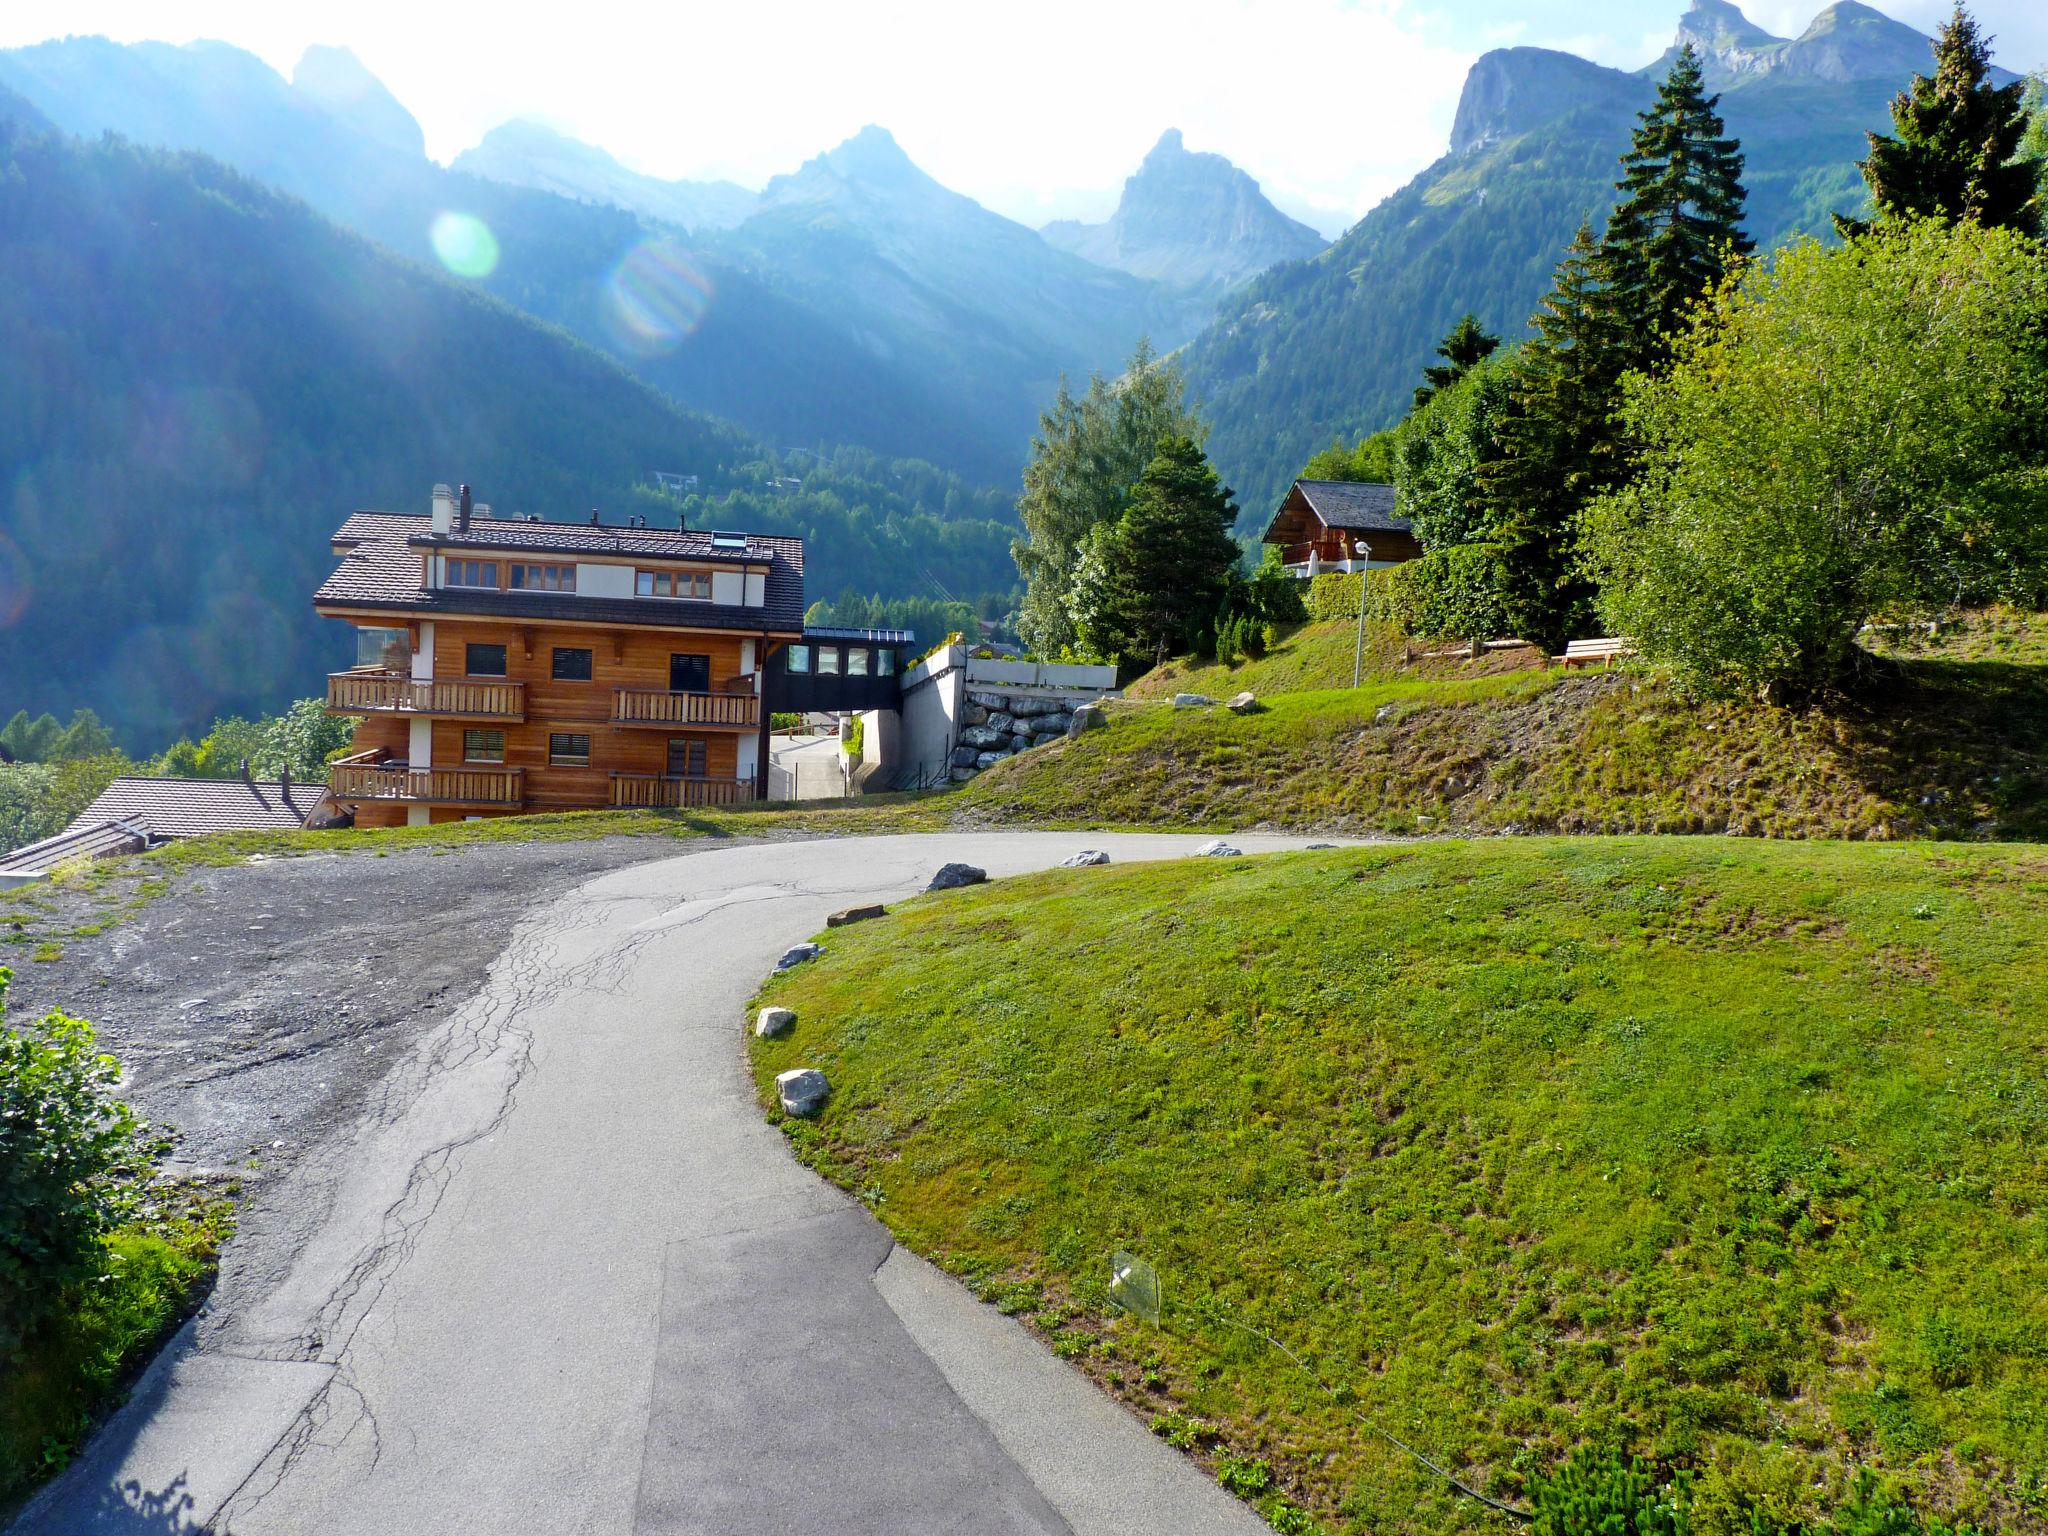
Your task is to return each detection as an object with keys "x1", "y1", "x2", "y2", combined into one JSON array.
[
  {"x1": 0, "y1": 969, "x2": 158, "y2": 1356},
  {"x1": 1530, "y1": 1450, "x2": 1690, "y2": 1535},
  {"x1": 1583, "y1": 220, "x2": 2048, "y2": 699}
]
